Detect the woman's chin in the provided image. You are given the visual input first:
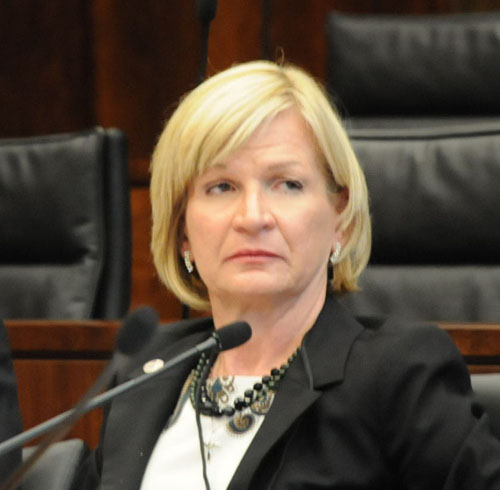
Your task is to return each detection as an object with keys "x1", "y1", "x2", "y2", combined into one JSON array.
[{"x1": 212, "y1": 275, "x2": 296, "y2": 303}]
